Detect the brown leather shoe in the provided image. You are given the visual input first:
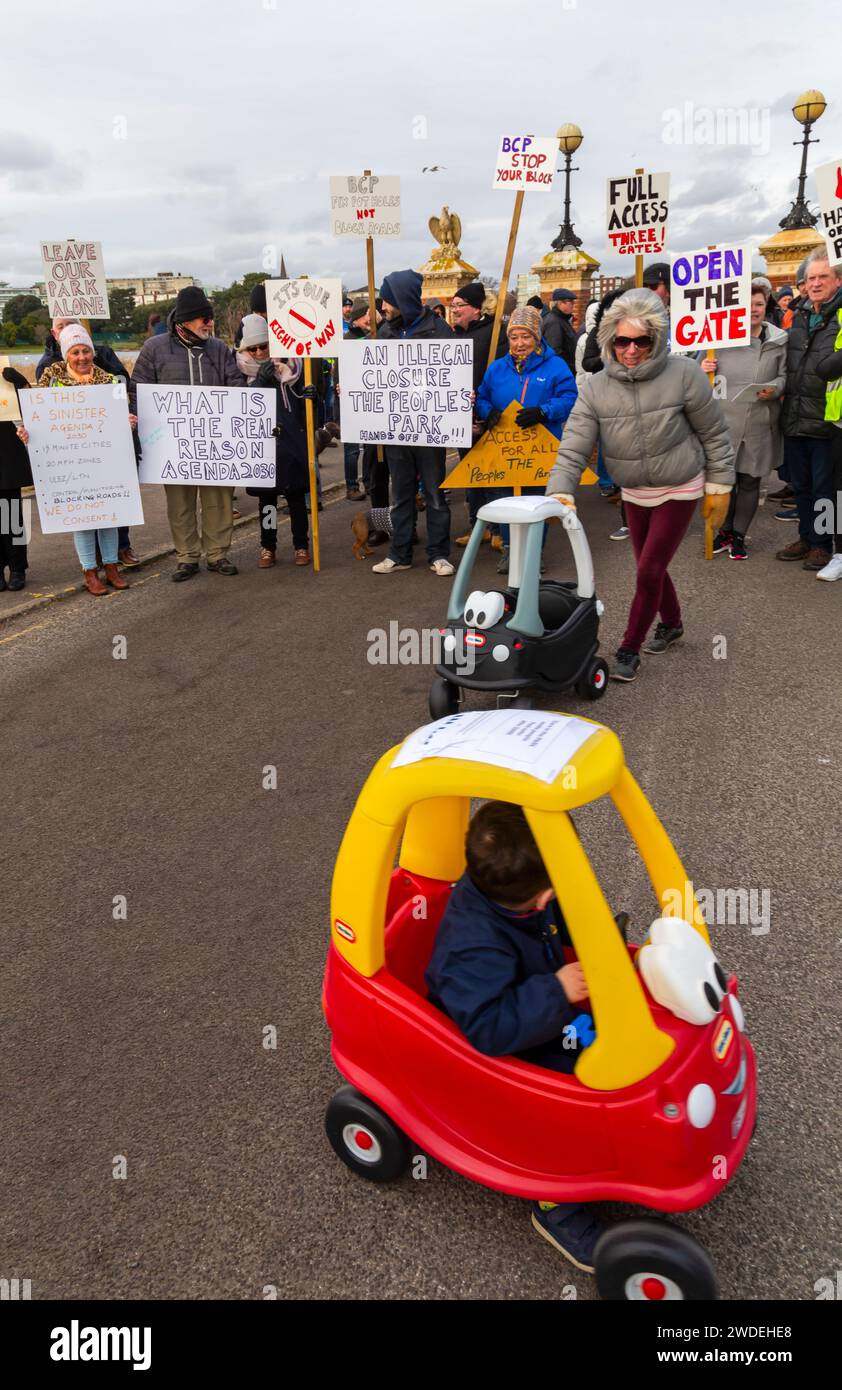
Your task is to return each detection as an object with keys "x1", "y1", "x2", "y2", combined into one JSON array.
[
  {"x1": 776, "y1": 539, "x2": 809, "y2": 561},
  {"x1": 294, "y1": 548, "x2": 310, "y2": 566},
  {"x1": 803, "y1": 547, "x2": 833, "y2": 571},
  {"x1": 103, "y1": 563, "x2": 130, "y2": 589},
  {"x1": 258, "y1": 547, "x2": 276, "y2": 568},
  {"x1": 118, "y1": 546, "x2": 140, "y2": 567},
  {"x1": 83, "y1": 568, "x2": 108, "y2": 595}
]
